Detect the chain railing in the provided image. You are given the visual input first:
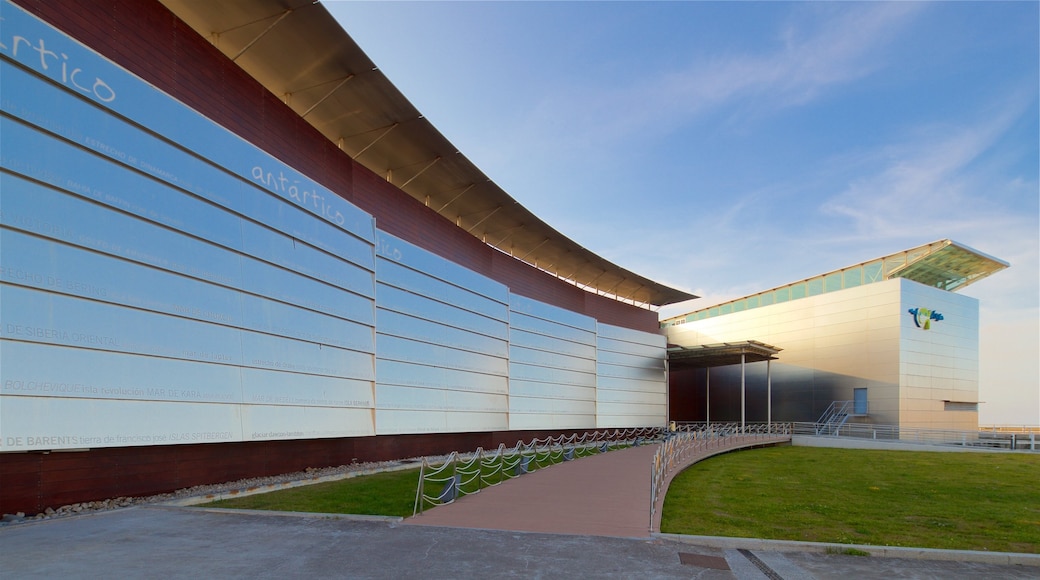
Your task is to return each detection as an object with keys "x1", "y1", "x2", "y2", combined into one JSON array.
[
  {"x1": 413, "y1": 427, "x2": 663, "y2": 516},
  {"x1": 650, "y1": 422, "x2": 792, "y2": 530}
]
